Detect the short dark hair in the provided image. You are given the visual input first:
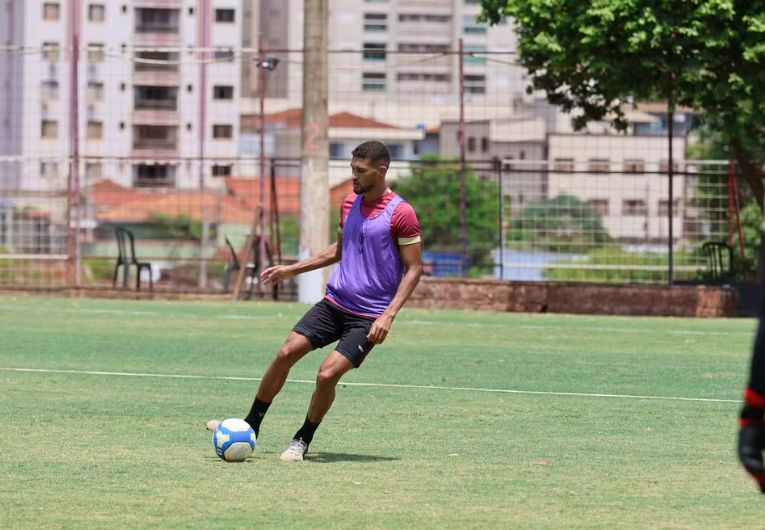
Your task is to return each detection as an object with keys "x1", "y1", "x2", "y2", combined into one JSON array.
[{"x1": 351, "y1": 141, "x2": 390, "y2": 168}]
